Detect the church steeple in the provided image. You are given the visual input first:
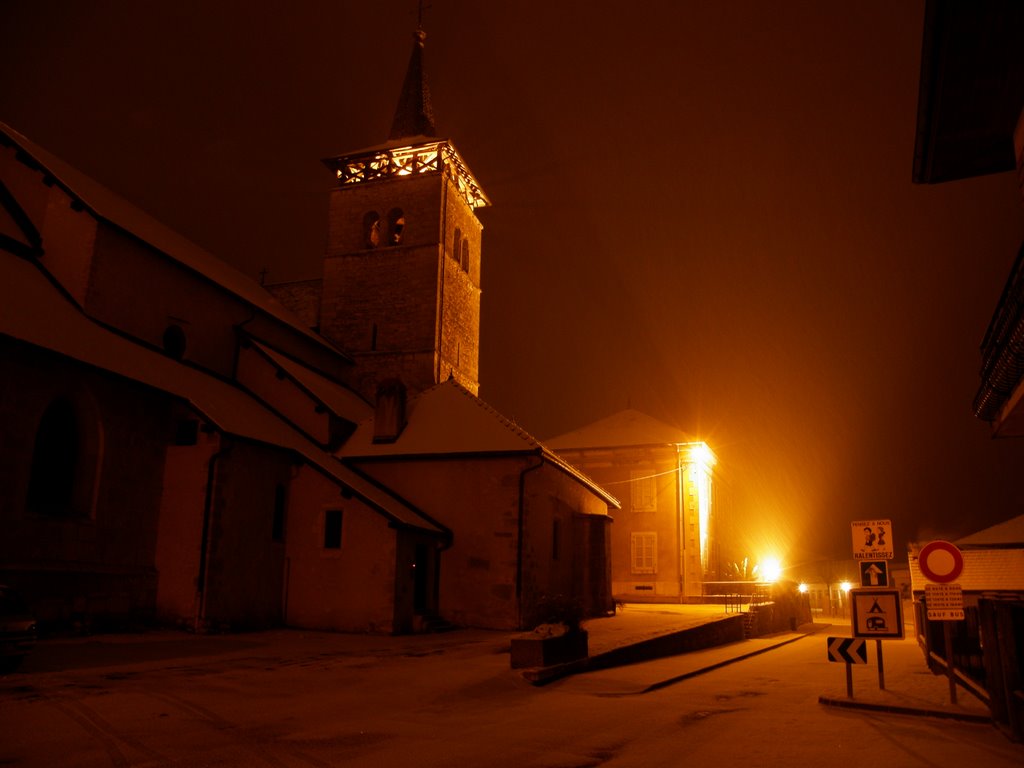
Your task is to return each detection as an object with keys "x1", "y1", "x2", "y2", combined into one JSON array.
[
  {"x1": 389, "y1": 28, "x2": 437, "y2": 140},
  {"x1": 318, "y1": 20, "x2": 489, "y2": 403}
]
